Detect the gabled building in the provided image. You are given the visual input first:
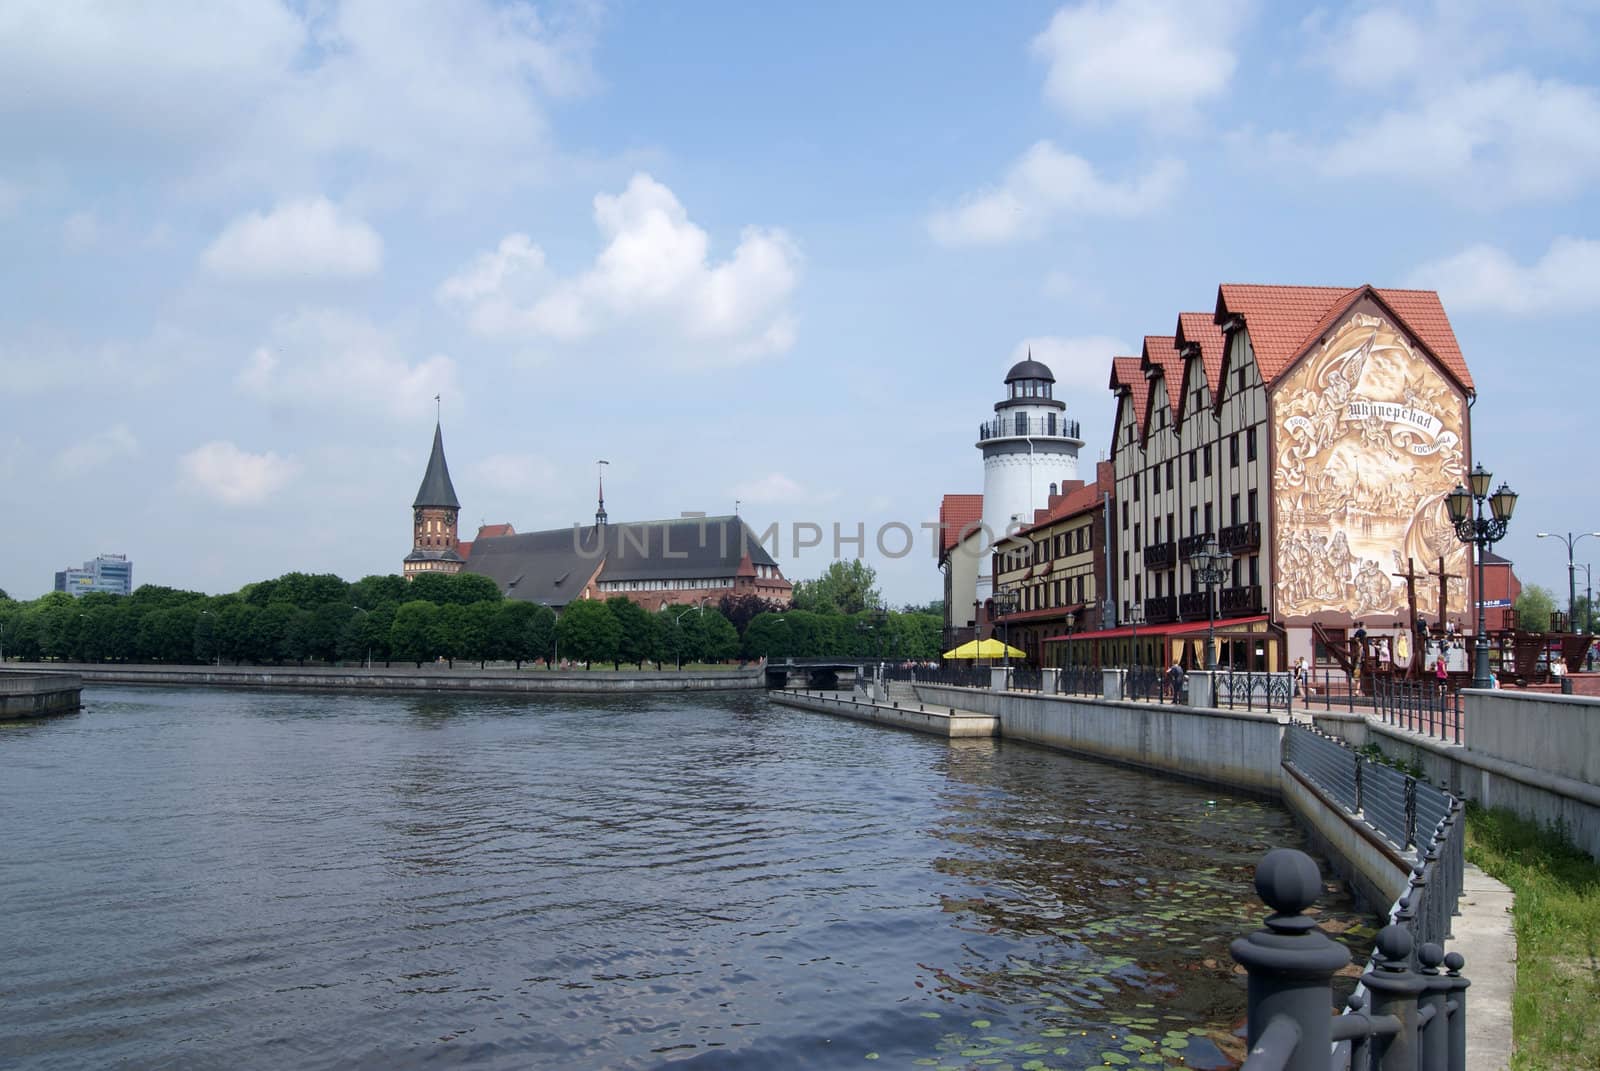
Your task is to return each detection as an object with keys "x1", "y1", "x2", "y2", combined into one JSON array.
[
  {"x1": 936, "y1": 492, "x2": 984, "y2": 649},
  {"x1": 1085, "y1": 284, "x2": 1475, "y2": 671}
]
